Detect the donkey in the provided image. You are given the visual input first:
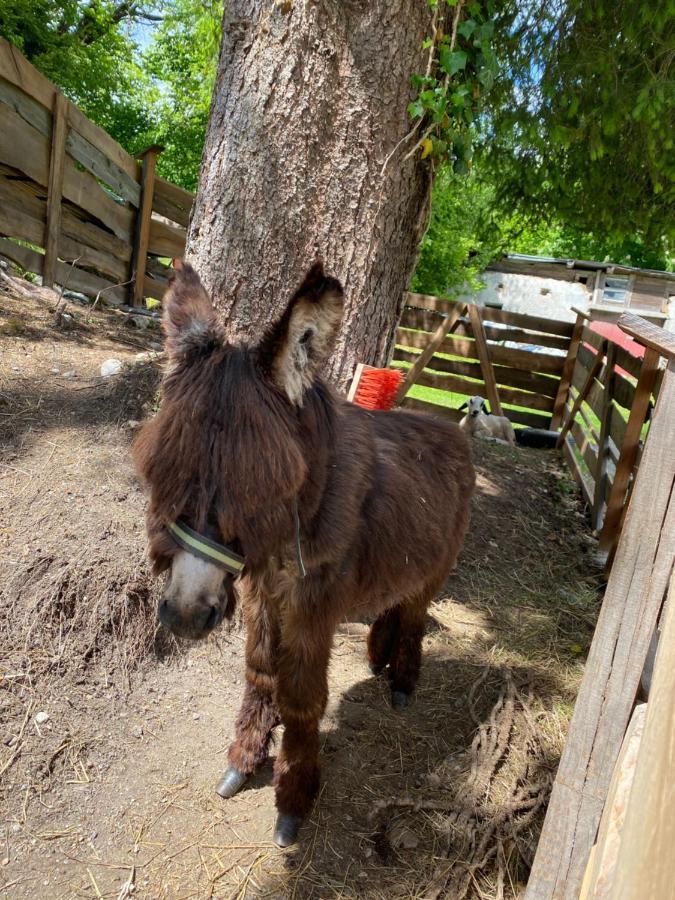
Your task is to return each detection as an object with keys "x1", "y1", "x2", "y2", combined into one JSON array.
[{"x1": 133, "y1": 260, "x2": 475, "y2": 847}]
